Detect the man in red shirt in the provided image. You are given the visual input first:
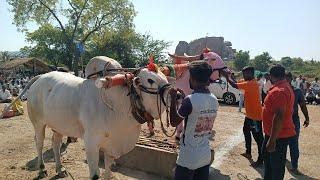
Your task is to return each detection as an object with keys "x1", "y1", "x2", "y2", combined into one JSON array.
[{"x1": 262, "y1": 64, "x2": 295, "y2": 180}]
